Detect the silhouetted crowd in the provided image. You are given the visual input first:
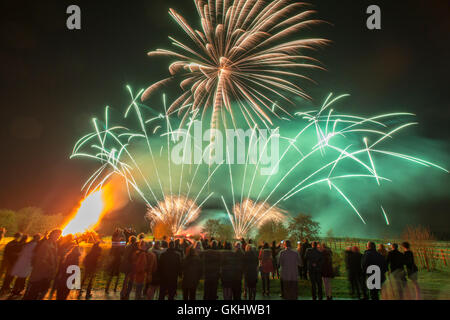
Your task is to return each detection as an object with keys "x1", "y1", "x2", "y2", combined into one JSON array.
[{"x1": 0, "y1": 227, "x2": 420, "y2": 300}]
